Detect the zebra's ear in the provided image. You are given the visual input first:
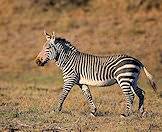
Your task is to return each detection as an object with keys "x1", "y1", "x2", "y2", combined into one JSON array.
[
  {"x1": 44, "y1": 30, "x2": 51, "y2": 40},
  {"x1": 52, "y1": 32, "x2": 56, "y2": 41}
]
